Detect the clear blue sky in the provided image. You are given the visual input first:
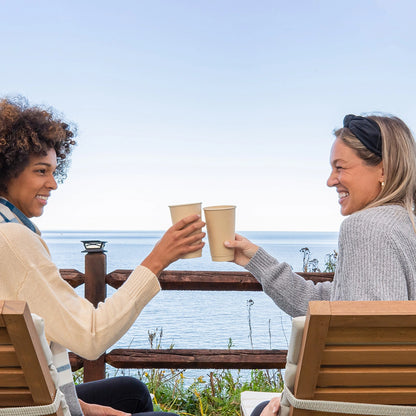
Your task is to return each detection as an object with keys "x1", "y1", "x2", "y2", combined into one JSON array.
[{"x1": 2, "y1": 0, "x2": 416, "y2": 231}]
